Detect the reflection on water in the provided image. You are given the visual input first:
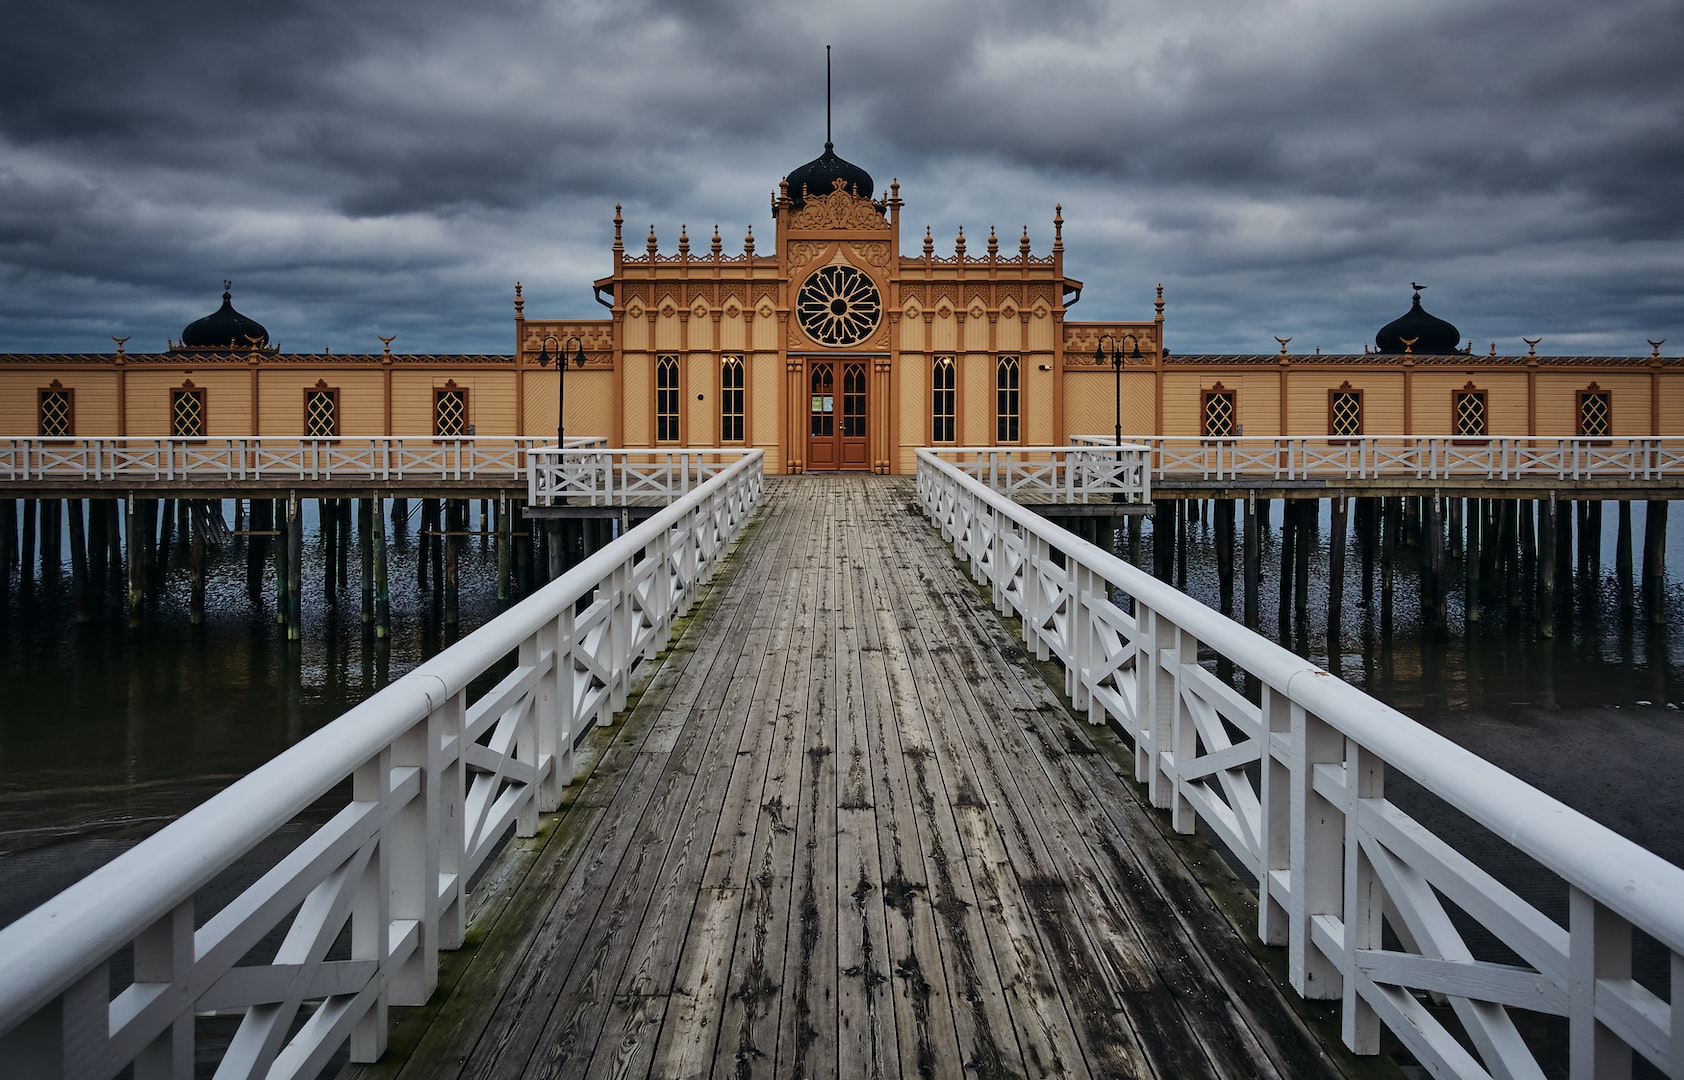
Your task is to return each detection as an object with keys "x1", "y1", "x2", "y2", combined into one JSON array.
[{"x1": 0, "y1": 500, "x2": 518, "y2": 924}]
